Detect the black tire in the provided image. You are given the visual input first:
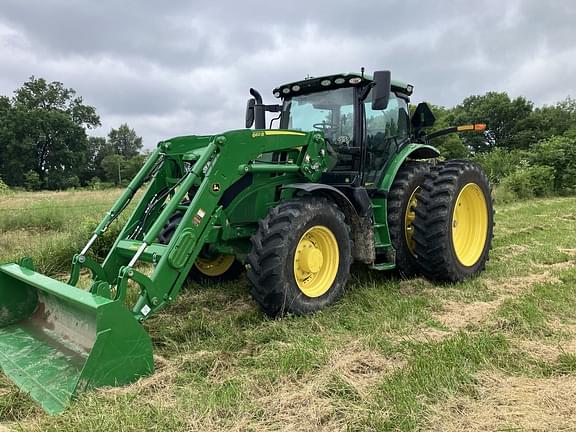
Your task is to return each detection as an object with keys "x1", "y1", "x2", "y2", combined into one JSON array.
[
  {"x1": 413, "y1": 160, "x2": 494, "y2": 282},
  {"x1": 247, "y1": 197, "x2": 352, "y2": 317},
  {"x1": 158, "y1": 212, "x2": 243, "y2": 284},
  {"x1": 387, "y1": 161, "x2": 432, "y2": 276}
]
